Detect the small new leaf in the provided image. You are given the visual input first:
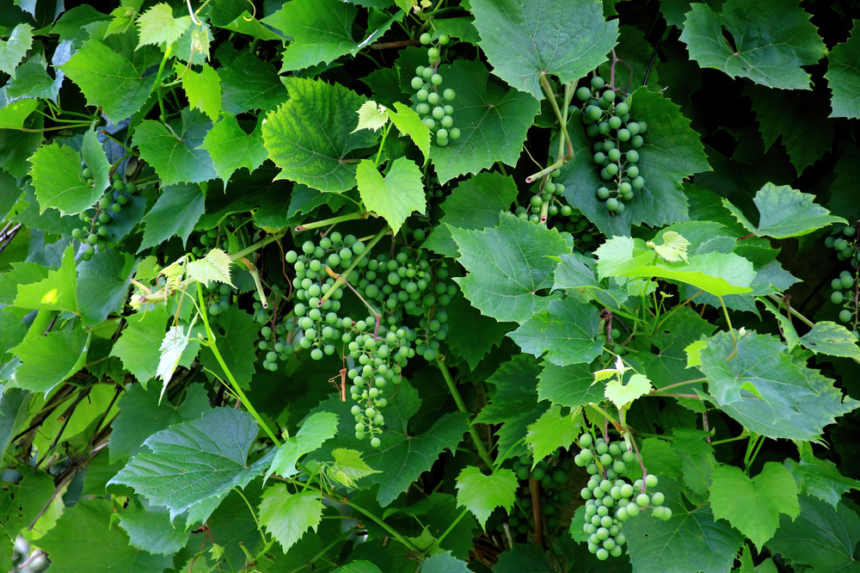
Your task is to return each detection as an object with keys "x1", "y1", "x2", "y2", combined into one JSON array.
[
  {"x1": 186, "y1": 248, "x2": 234, "y2": 288},
  {"x1": 605, "y1": 373, "x2": 652, "y2": 410},
  {"x1": 327, "y1": 449, "x2": 380, "y2": 487},
  {"x1": 258, "y1": 487, "x2": 323, "y2": 553},
  {"x1": 648, "y1": 231, "x2": 690, "y2": 263},
  {"x1": 137, "y1": 3, "x2": 192, "y2": 49},
  {"x1": 455, "y1": 466, "x2": 518, "y2": 529},
  {"x1": 353, "y1": 101, "x2": 389, "y2": 133},
  {"x1": 156, "y1": 325, "x2": 191, "y2": 396}
]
